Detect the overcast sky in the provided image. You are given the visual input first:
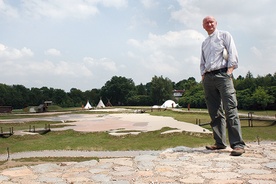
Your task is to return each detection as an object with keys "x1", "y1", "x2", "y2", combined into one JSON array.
[{"x1": 0, "y1": 0, "x2": 275, "y2": 92}]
